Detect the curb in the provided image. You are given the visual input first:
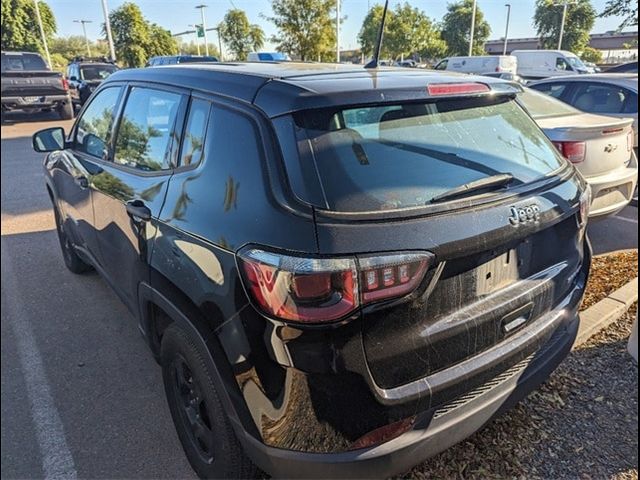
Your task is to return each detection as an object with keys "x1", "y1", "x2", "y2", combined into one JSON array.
[{"x1": 574, "y1": 276, "x2": 638, "y2": 349}]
